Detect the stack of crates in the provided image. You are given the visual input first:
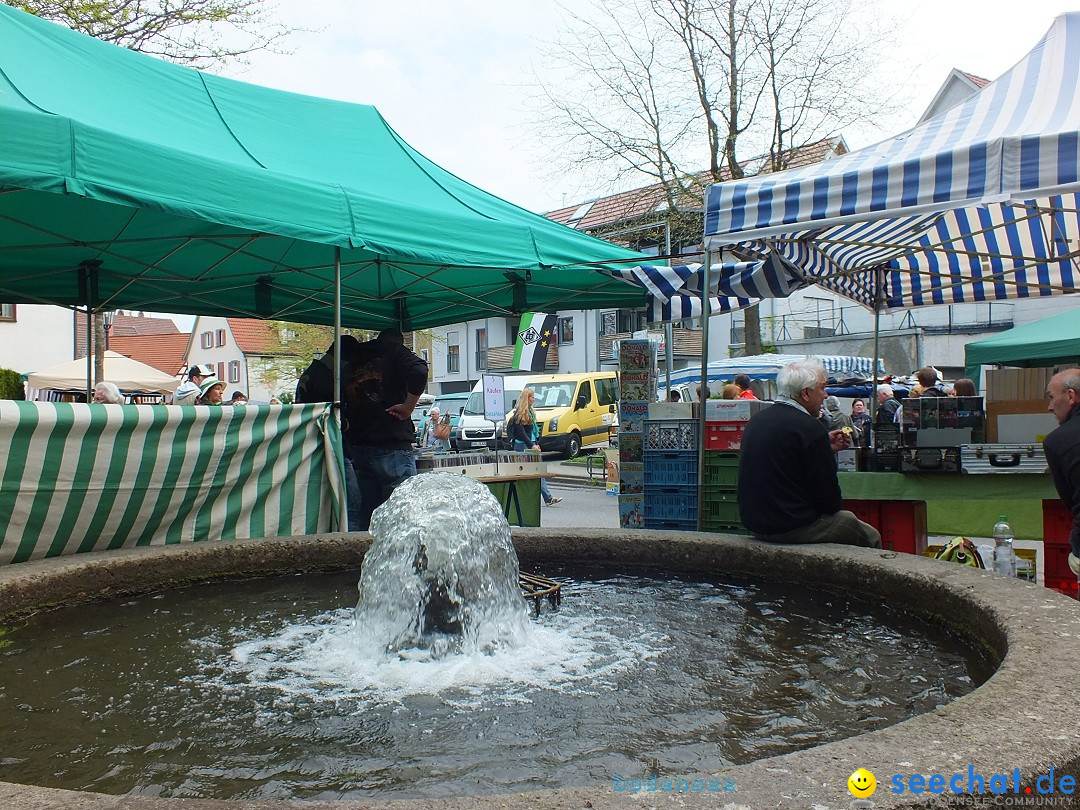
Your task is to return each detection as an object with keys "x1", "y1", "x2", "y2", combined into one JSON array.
[
  {"x1": 700, "y1": 450, "x2": 746, "y2": 534},
  {"x1": 642, "y1": 418, "x2": 698, "y2": 531},
  {"x1": 1043, "y1": 499, "x2": 1078, "y2": 596},
  {"x1": 841, "y1": 499, "x2": 928, "y2": 554}
]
